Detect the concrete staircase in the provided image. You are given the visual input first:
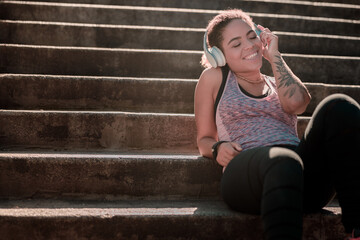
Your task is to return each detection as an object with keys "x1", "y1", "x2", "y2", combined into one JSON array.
[{"x1": 0, "y1": 0, "x2": 359, "y2": 239}]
